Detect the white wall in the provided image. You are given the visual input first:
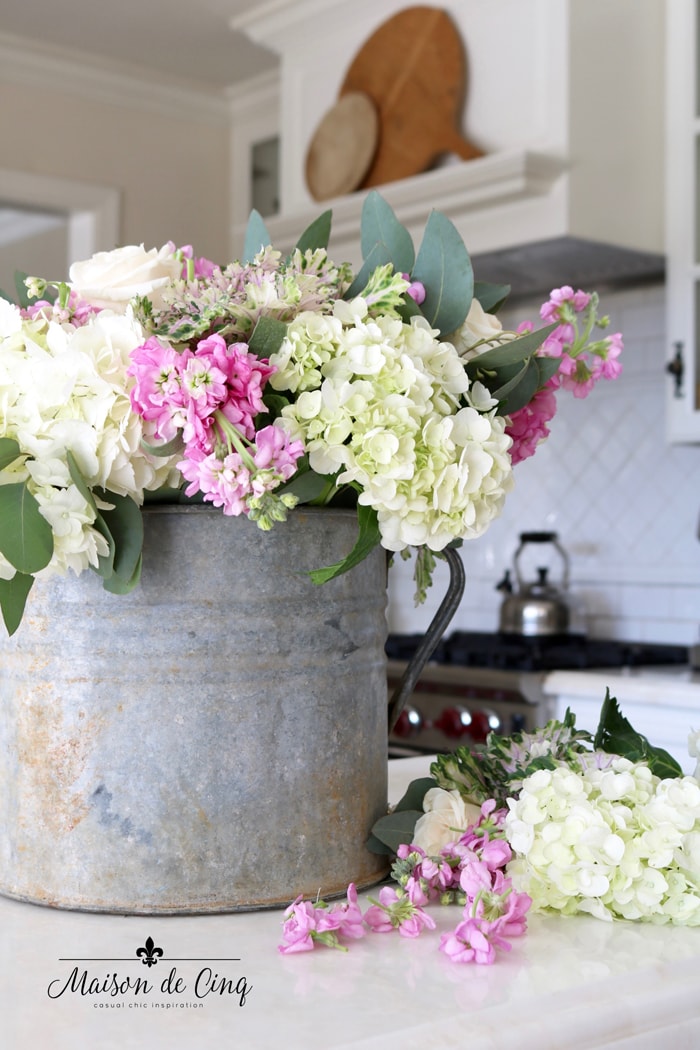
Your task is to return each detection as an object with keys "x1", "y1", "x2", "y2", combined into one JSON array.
[
  {"x1": 387, "y1": 283, "x2": 700, "y2": 647},
  {"x1": 0, "y1": 52, "x2": 231, "y2": 264}
]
